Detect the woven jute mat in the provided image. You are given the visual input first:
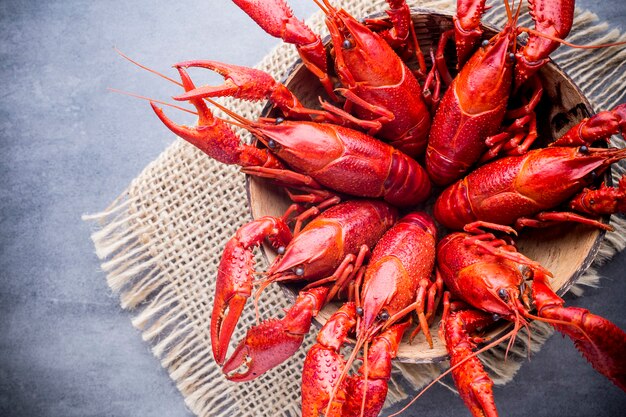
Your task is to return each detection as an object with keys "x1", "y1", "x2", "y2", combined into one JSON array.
[{"x1": 84, "y1": 1, "x2": 626, "y2": 416}]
